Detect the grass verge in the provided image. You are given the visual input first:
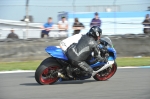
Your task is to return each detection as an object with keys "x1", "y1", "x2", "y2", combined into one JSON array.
[
  {"x1": 0, "y1": 57, "x2": 150, "y2": 71},
  {"x1": 116, "y1": 57, "x2": 150, "y2": 67}
]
